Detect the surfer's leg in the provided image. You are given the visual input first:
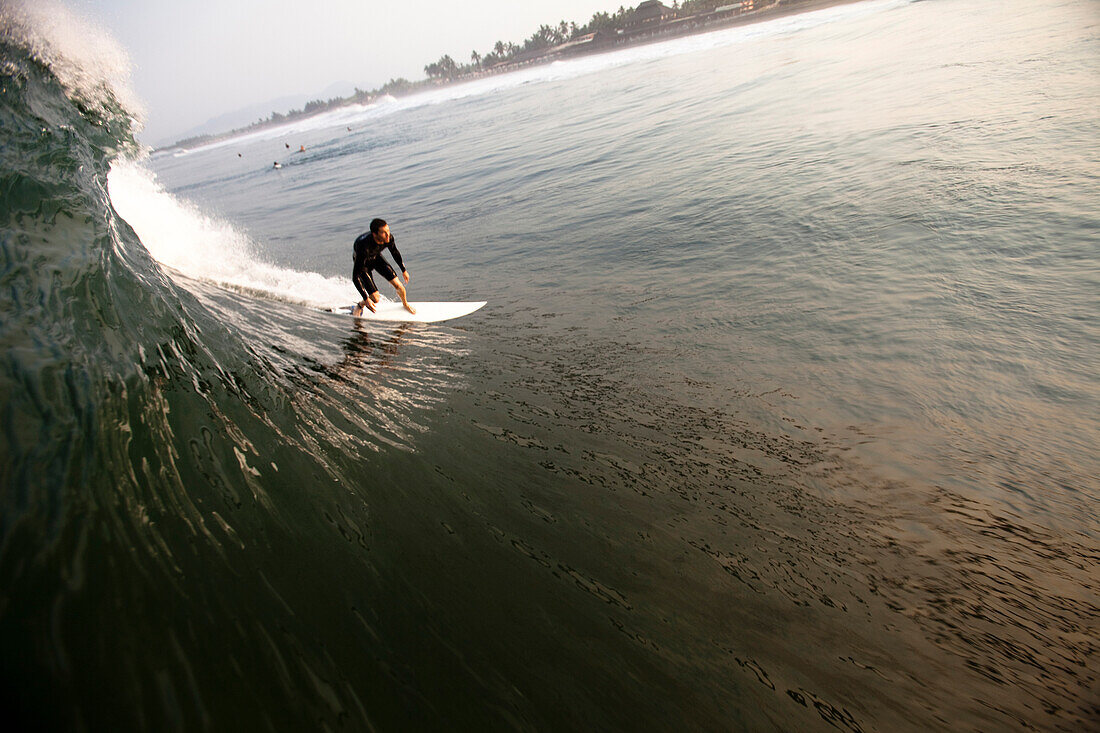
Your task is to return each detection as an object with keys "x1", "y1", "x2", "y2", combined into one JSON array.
[{"x1": 389, "y1": 277, "x2": 416, "y2": 314}]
